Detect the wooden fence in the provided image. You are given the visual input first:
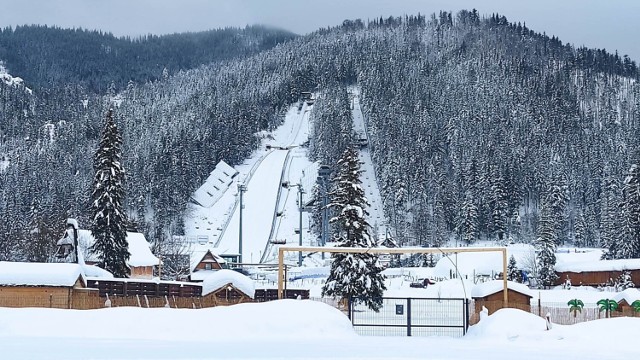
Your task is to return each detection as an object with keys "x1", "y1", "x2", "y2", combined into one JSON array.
[
  {"x1": 469, "y1": 300, "x2": 640, "y2": 325},
  {"x1": 0, "y1": 288, "x2": 307, "y2": 310}
]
